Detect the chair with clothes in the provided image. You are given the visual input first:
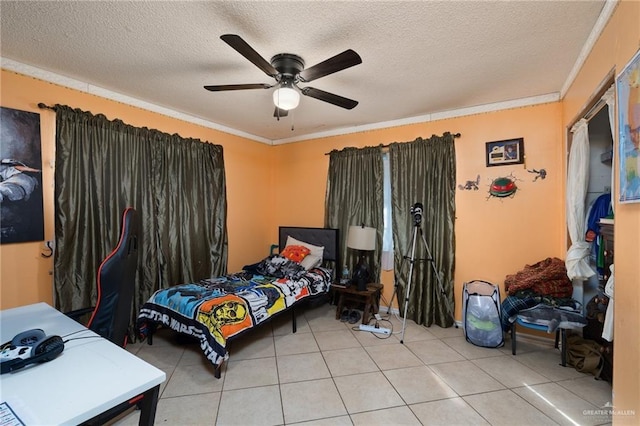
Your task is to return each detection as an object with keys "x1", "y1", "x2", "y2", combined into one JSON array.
[
  {"x1": 66, "y1": 207, "x2": 140, "y2": 348},
  {"x1": 502, "y1": 257, "x2": 586, "y2": 366},
  {"x1": 505, "y1": 300, "x2": 587, "y2": 366}
]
